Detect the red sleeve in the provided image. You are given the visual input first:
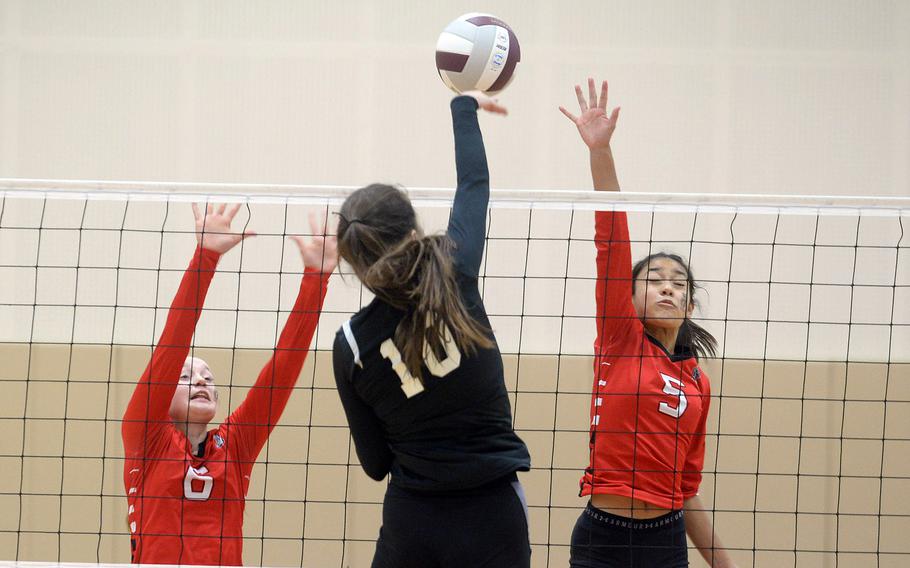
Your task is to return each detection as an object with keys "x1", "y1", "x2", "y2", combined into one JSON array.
[
  {"x1": 225, "y1": 269, "x2": 329, "y2": 464},
  {"x1": 121, "y1": 247, "x2": 221, "y2": 454},
  {"x1": 681, "y1": 382, "x2": 711, "y2": 498},
  {"x1": 593, "y1": 210, "x2": 640, "y2": 360}
]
